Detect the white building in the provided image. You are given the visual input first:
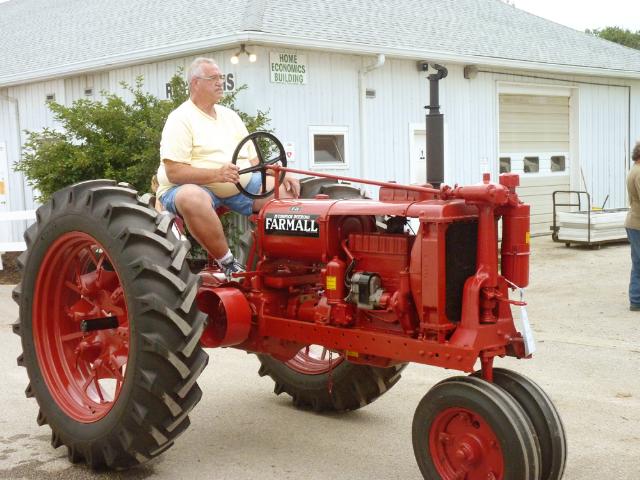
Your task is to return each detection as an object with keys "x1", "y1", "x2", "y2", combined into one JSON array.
[{"x1": 1, "y1": 0, "x2": 640, "y2": 241}]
